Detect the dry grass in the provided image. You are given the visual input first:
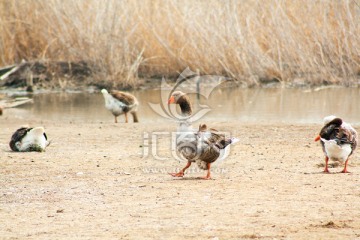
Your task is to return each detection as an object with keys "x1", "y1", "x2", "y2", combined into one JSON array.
[{"x1": 0, "y1": 0, "x2": 359, "y2": 88}]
